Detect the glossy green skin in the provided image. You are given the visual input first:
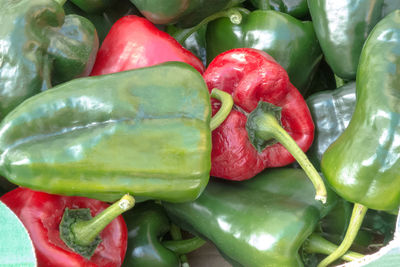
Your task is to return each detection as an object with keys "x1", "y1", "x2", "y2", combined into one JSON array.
[
  {"x1": 206, "y1": 10, "x2": 322, "y2": 94},
  {"x1": 123, "y1": 202, "x2": 180, "y2": 267},
  {"x1": 321, "y1": 11, "x2": 400, "y2": 211},
  {"x1": 306, "y1": 82, "x2": 356, "y2": 170},
  {"x1": 0, "y1": 62, "x2": 211, "y2": 203},
  {"x1": 129, "y1": 0, "x2": 244, "y2": 27},
  {"x1": 250, "y1": 0, "x2": 309, "y2": 18},
  {"x1": 70, "y1": 0, "x2": 116, "y2": 14},
  {"x1": 167, "y1": 24, "x2": 207, "y2": 67},
  {"x1": 0, "y1": 0, "x2": 98, "y2": 119},
  {"x1": 164, "y1": 168, "x2": 337, "y2": 267},
  {"x1": 308, "y1": 0, "x2": 389, "y2": 80},
  {"x1": 64, "y1": 0, "x2": 139, "y2": 43}
]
